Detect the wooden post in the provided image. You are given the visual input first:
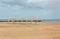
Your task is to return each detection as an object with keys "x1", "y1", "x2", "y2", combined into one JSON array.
[
  {"x1": 11, "y1": 18, "x2": 14, "y2": 24},
  {"x1": 31, "y1": 18, "x2": 33, "y2": 24},
  {"x1": 30, "y1": 18, "x2": 34, "y2": 24},
  {"x1": 8, "y1": 18, "x2": 10, "y2": 24}
]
